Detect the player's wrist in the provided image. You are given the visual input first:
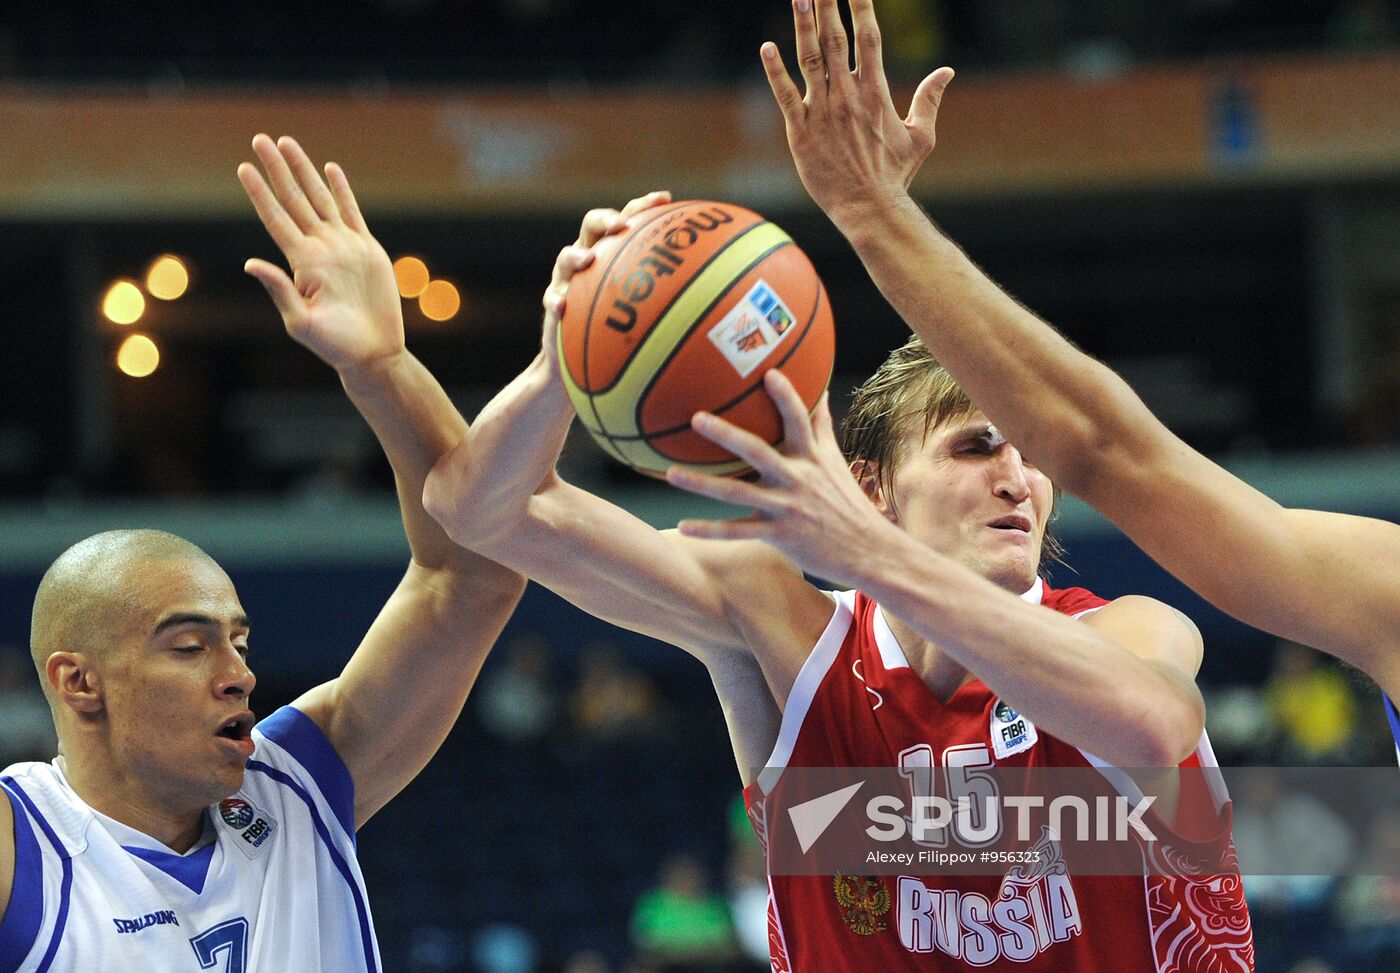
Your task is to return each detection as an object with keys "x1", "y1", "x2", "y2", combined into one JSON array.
[
  {"x1": 850, "y1": 520, "x2": 927, "y2": 590},
  {"x1": 337, "y1": 347, "x2": 410, "y2": 391},
  {"x1": 530, "y1": 344, "x2": 564, "y2": 384},
  {"x1": 828, "y1": 189, "x2": 923, "y2": 245},
  {"x1": 522, "y1": 351, "x2": 576, "y2": 420}
]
